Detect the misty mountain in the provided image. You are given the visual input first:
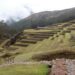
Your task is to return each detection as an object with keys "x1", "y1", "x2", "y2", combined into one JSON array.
[{"x1": 10, "y1": 7, "x2": 75, "y2": 31}]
